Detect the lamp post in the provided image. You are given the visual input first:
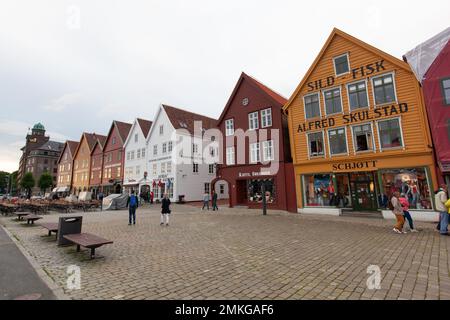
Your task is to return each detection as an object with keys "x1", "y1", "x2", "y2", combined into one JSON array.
[{"x1": 262, "y1": 180, "x2": 267, "y2": 216}]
